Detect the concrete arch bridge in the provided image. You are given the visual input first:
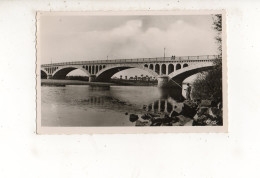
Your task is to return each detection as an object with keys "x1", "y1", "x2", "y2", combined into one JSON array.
[{"x1": 41, "y1": 55, "x2": 220, "y2": 88}]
